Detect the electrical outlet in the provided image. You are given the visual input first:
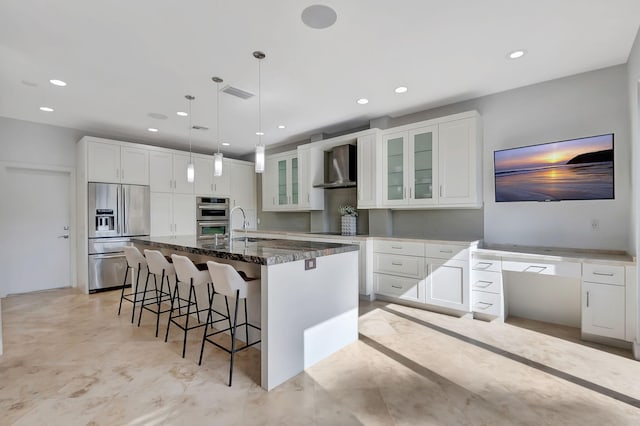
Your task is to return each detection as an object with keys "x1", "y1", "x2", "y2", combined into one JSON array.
[{"x1": 591, "y1": 219, "x2": 600, "y2": 231}]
